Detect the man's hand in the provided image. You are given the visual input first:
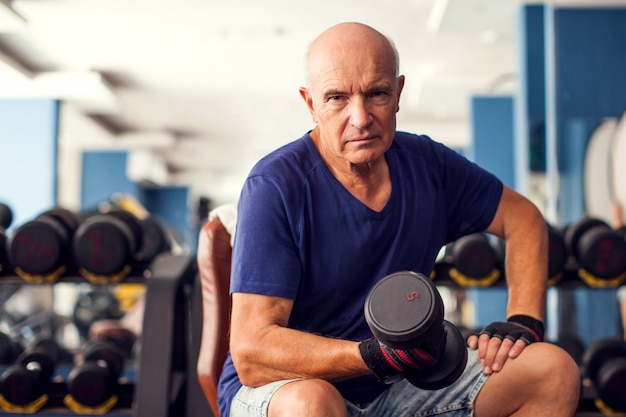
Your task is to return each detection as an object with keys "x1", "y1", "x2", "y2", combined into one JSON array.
[{"x1": 466, "y1": 315, "x2": 544, "y2": 375}]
